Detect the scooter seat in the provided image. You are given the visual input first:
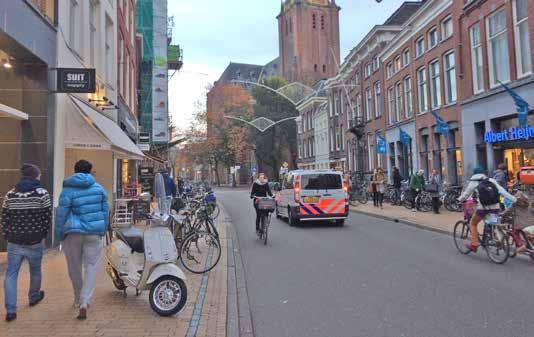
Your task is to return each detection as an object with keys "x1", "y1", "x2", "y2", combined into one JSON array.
[{"x1": 117, "y1": 227, "x2": 144, "y2": 253}]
